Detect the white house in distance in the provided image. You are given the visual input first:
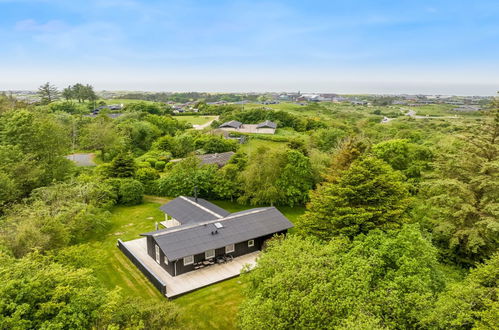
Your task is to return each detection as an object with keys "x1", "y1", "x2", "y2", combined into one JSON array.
[{"x1": 218, "y1": 120, "x2": 277, "y2": 134}]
